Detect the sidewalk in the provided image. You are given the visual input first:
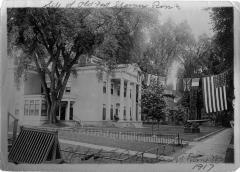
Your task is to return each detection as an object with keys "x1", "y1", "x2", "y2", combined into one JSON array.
[{"x1": 174, "y1": 128, "x2": 233, "y2": 163}]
